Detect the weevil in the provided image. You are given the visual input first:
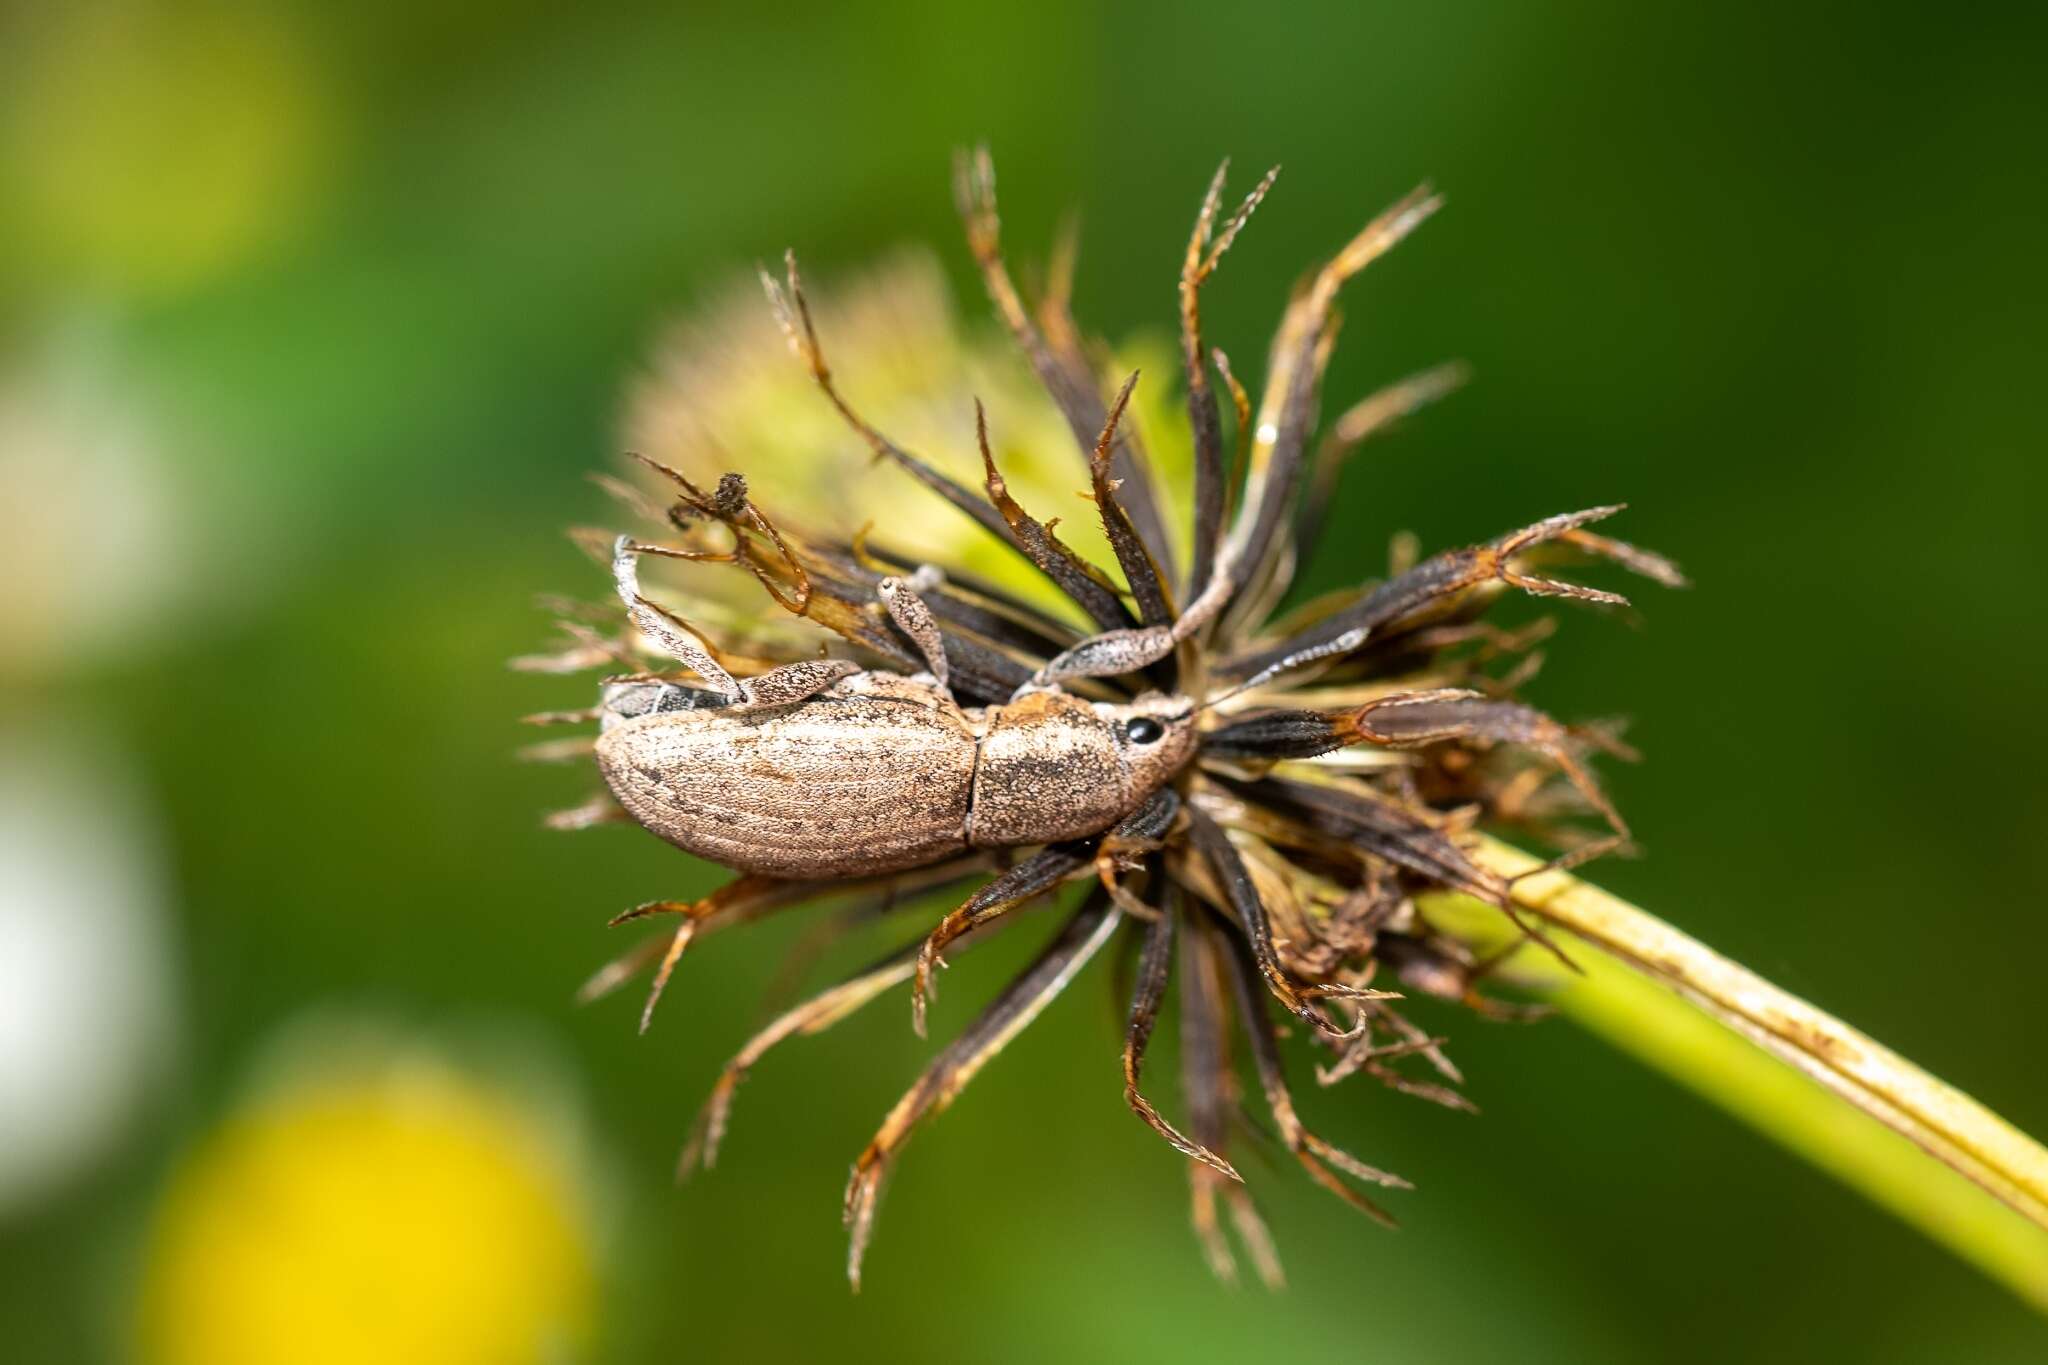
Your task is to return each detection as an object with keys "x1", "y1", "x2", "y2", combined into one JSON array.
[
  {"x1": 596, "y1": 536, "x2": 1228, "y2": 880},
  {"x1": 539, "y1": 155, "x2": 1685, "y2": 1287}
]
